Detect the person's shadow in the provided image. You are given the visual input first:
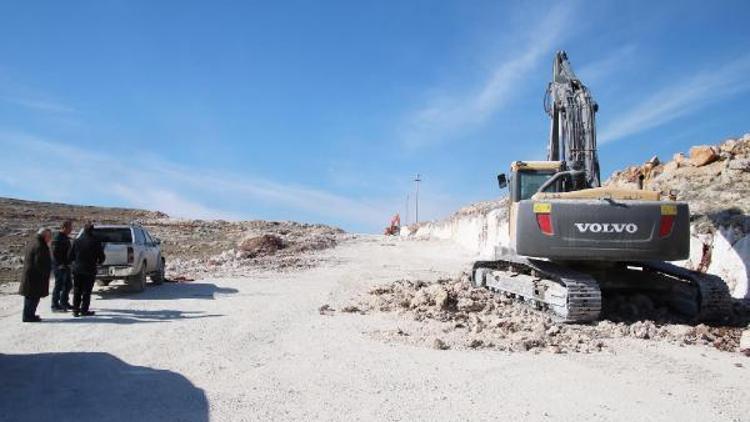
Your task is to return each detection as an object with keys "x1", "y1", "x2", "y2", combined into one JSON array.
[
  {"x1": 0, "y1": 352, "x2": 209, "y2": 422},
  {"x1": 42, "y1": 307, "x2": 223, "y2": 324},
  {"x1": 96, "y1": 282, "x2": 238, "y2": 300}
]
